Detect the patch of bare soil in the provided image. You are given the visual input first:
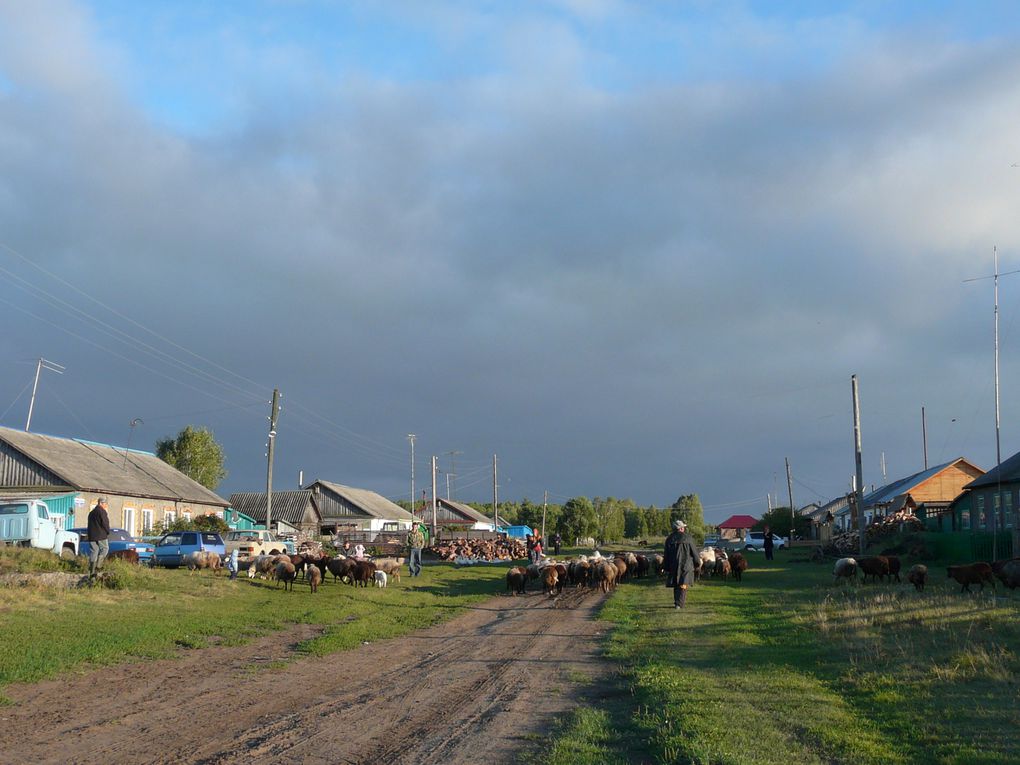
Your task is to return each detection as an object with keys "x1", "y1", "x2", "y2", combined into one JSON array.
[{"x1": 0, "y1": 587, "x2": 610, "y2": 765}]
